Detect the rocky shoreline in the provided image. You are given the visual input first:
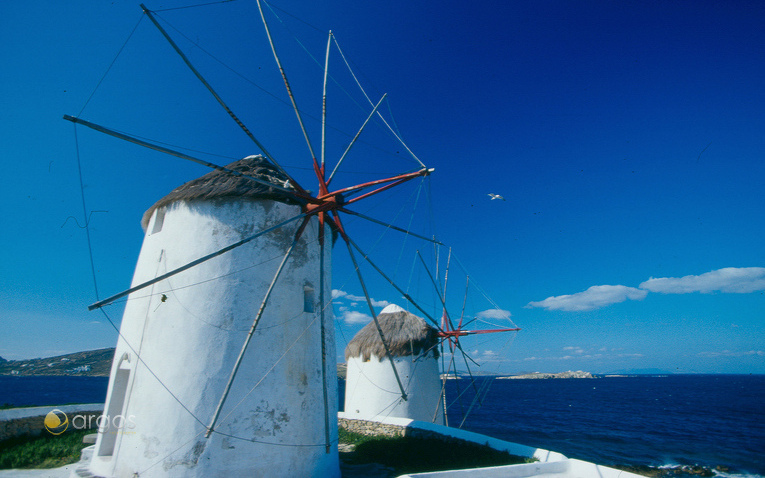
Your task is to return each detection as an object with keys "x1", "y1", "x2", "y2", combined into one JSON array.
[{"x1": 615, "y1": 464, "x2": 732, "y2": 477}]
